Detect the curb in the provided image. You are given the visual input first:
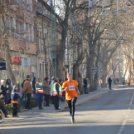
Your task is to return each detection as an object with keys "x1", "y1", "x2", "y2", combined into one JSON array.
[
  {"x1": 19, "y1": 87, "x2": 119, "y2": 114},
  {"x1": 58, "y1": 90, "x2": 110, "y2": 112},
  {"x1": 76, "y1": 90, "x2": 110, "y2": 107}
]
